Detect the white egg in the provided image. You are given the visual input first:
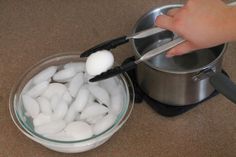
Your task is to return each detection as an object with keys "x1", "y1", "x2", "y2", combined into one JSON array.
[{"x1": 86, "y1": 50, "x2": 114, "y2": 76}]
